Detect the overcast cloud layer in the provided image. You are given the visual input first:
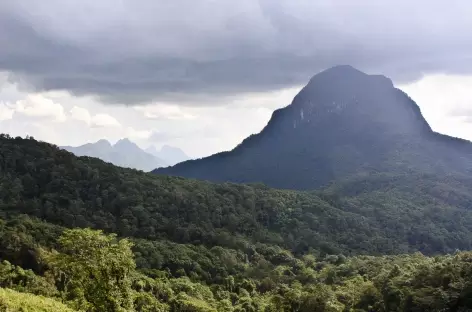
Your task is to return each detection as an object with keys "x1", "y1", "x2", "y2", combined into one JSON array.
[
  {"x1": 1, "y1": 0, "x2": 472, "y2": 105},
  {"x1": 1, "y1": 1, "x2": 472, "y2": 159}
]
